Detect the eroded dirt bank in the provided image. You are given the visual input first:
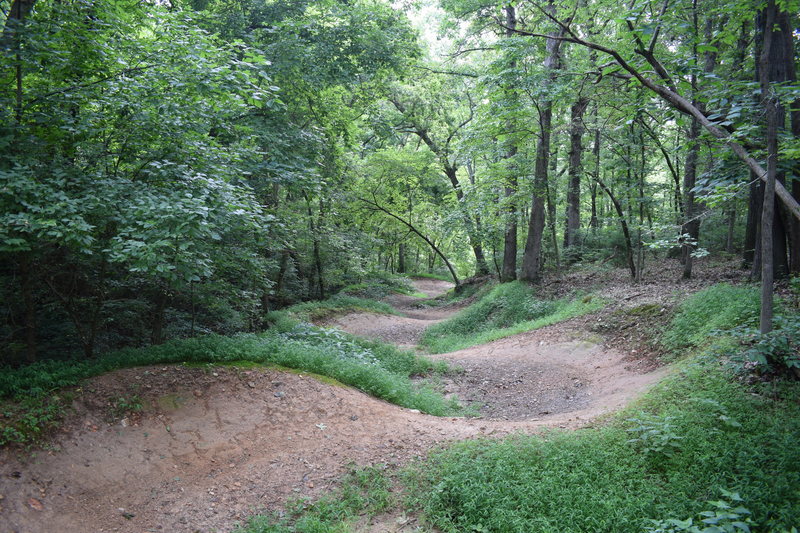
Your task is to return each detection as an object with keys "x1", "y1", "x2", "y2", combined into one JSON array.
[{"x1": 0, "y1": 268, "x2": 719, "y2": 533}]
